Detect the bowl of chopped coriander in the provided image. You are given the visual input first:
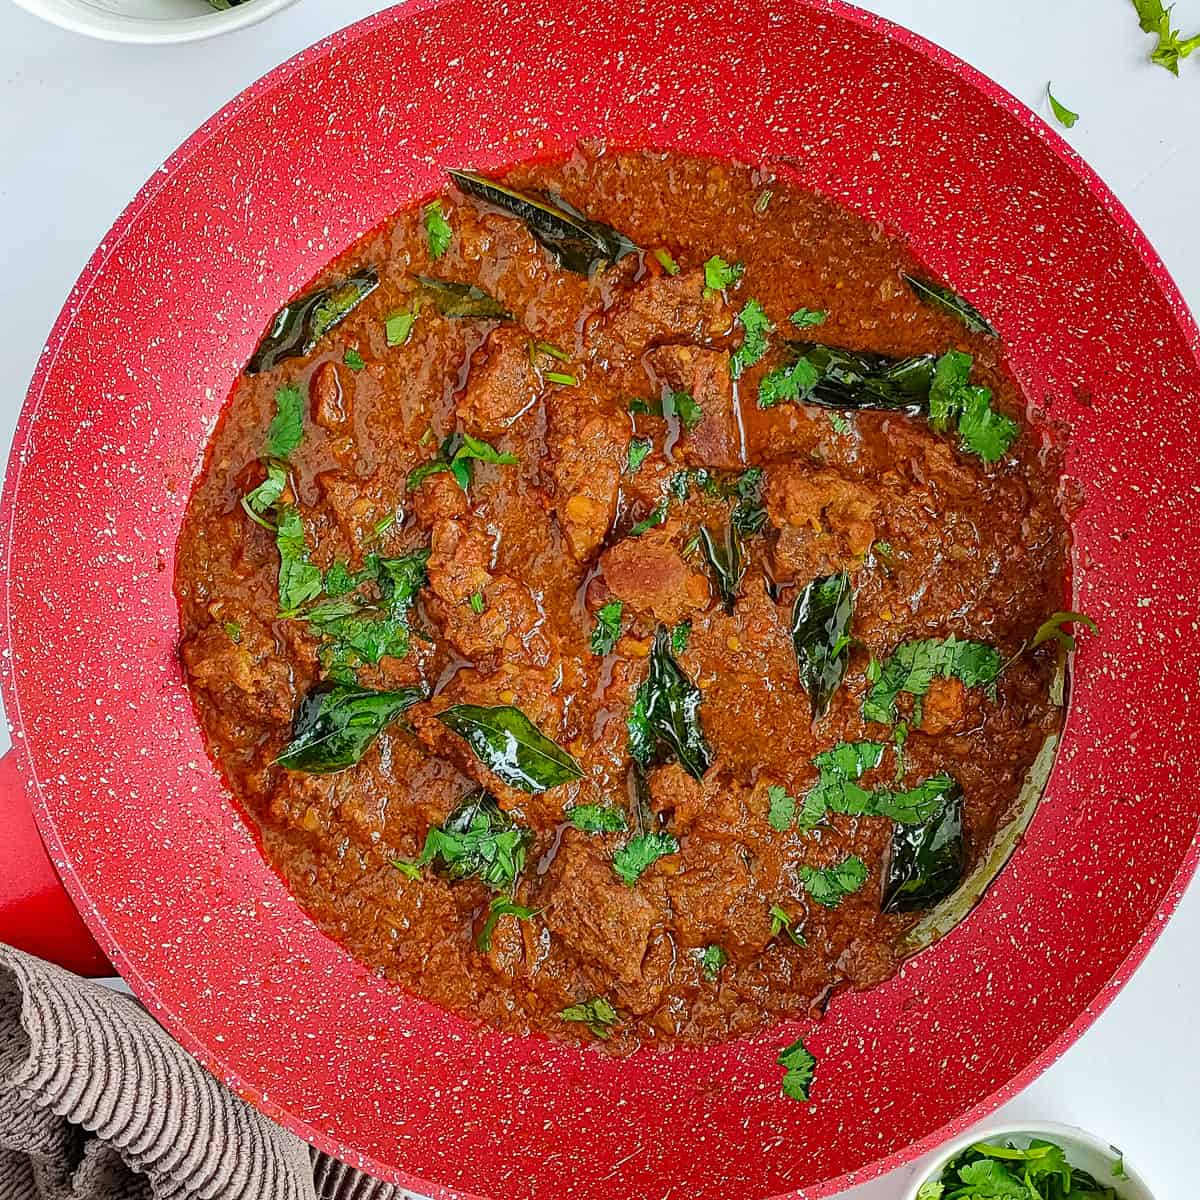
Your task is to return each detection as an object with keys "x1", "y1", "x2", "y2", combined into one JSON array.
[
  {"x1": 10, "y1": 0, "x2": 299, "y2": 44},
  {"x1": 907, "y1": 1122, "x2": 1154, "y2": 1200}
]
